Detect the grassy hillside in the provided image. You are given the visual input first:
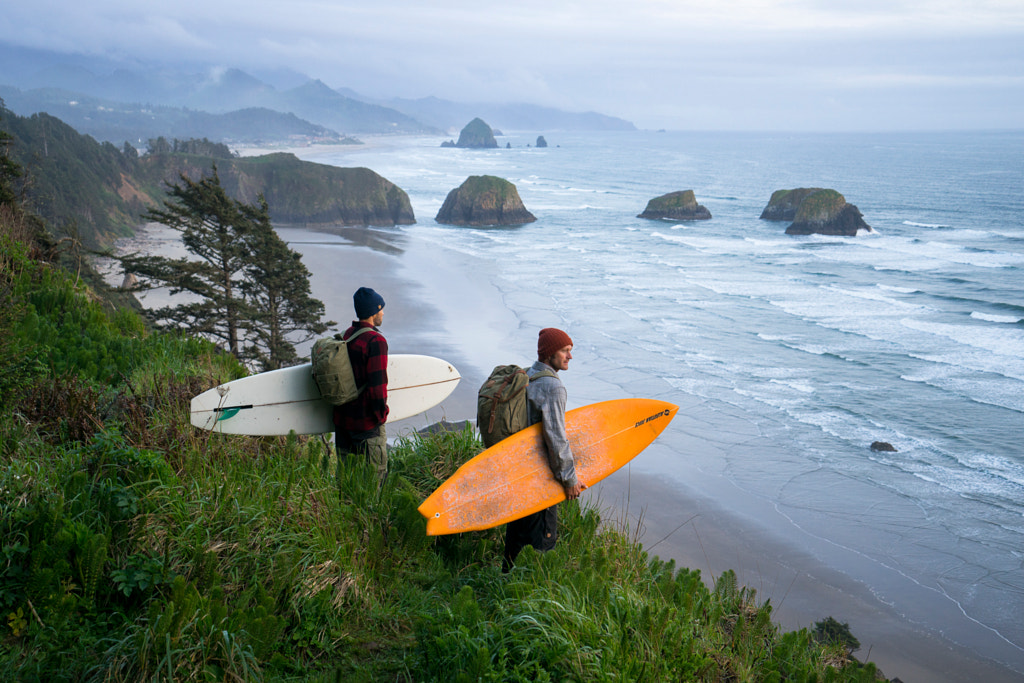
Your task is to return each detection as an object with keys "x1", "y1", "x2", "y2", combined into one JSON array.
[{"x1": 1, "y1": 205, "x2": 885, "y2": 681}]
